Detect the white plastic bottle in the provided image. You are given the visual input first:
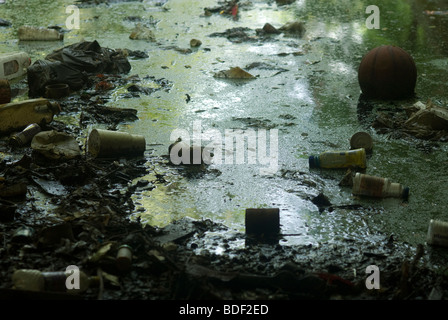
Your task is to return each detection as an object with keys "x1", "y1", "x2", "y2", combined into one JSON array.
[
  {"x1": 0, "y1": 98, "x2": 60, "y2": 133},
  {"x1": 18, "y1": 26, "x2": 64, "y2": 41},
  {"x1": 0, "y1": 52, "x2": 31, "y2": 80},
  {"x1": 12, "y1": 269, "x2": 95, "y2": 294}
]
